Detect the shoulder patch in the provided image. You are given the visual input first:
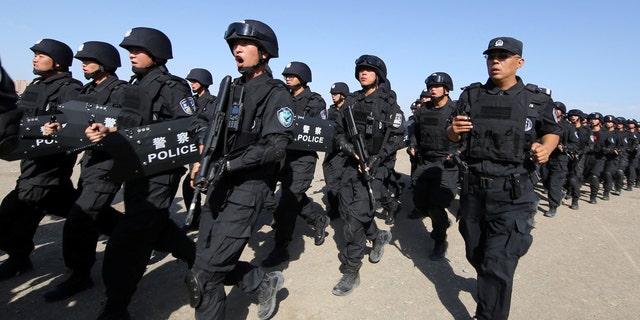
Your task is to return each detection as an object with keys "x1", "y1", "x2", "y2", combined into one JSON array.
[
  {"x1": 180, "y1": 97, "x2": 196, "y2": 115},
  {"x1": 277, "y1": 107, "x2": 294, "y2": 128},
  {"x1": 393, "y1": 113, "x2": 403, "y2": 128}
]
